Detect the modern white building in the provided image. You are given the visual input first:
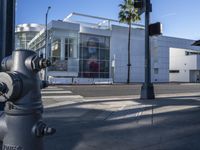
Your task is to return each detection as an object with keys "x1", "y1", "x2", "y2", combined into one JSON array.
[
  {"x1": 170, "y1": 48, "x2": 200, "y2": 82},
  {"x1": 27, "y1": 13, "x2": 200, "y2": 84},
  {"x1": 15, "y1": 24, "x2": 44, "y2": 49}
]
